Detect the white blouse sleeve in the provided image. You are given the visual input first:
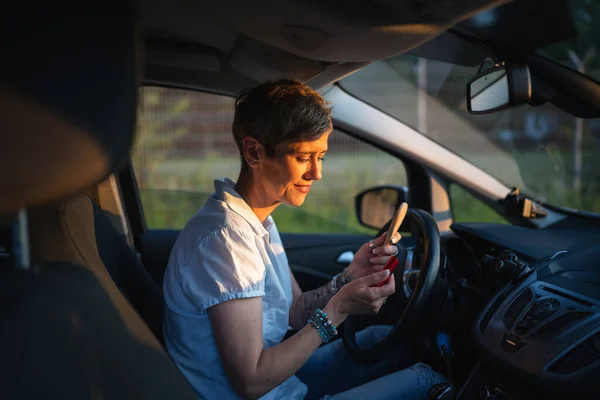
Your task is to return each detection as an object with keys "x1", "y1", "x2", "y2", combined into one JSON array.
[{"x1": 179, "y1": 226, "x2": 266, "y2": 312}]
